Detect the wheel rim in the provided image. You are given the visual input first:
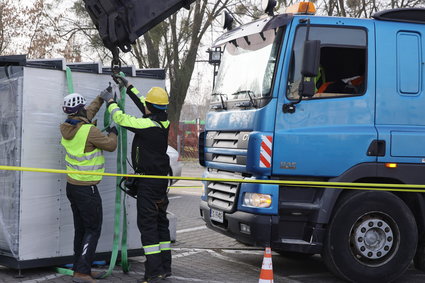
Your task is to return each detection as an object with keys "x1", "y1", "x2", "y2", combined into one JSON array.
[{"x1": 349, "y1": 212, "x2": 399, "y2": 267}]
